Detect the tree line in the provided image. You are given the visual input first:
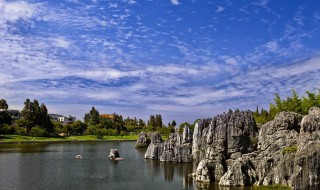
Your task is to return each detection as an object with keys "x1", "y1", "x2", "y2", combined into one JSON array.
[
  {"x1": 0, "y1": 99, "x2": 182, "y2": 138},
  {"x1": 253, "y1": 89, "x2": 320, "y2": 124},
  {"x1": 82, "y1": 107, "x2": 177, "y2": 139}
]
